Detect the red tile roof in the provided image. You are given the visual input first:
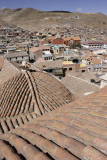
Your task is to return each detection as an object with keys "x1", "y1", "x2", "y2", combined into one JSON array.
[
  {"x1": 91, "y1": 57, "x2": 102, "y2": 64},
  {"x1": 83, "y1": 52, "x2": 97, "y2": 60},
  {"x1": 0, "y1": 85, "x2": 107, "y2": 159},
  {"x1": 34, "y1": 60, "x2": 63, "y2": 69},
  {"x1": 63, "y1": 37, "x2": 72, "y2": 41},
  {"x1": 0, "y1": 59, "x2": 19, "y2": 85},
  {"x1": 71, "y1": 37, "x2": 81, "y2": 41},
  {"x1": 49, "y1": 36, "x2": 56, "y2": 40},
  {"x1": 30, "y1": 45, "x2": 50, "y2": 53},
  {"x1": 0, "y1": 70, "x2": 73, "y2": 121},
  {"x1": 29, "y1": 47, "x2": 40, "y2": 52}
]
